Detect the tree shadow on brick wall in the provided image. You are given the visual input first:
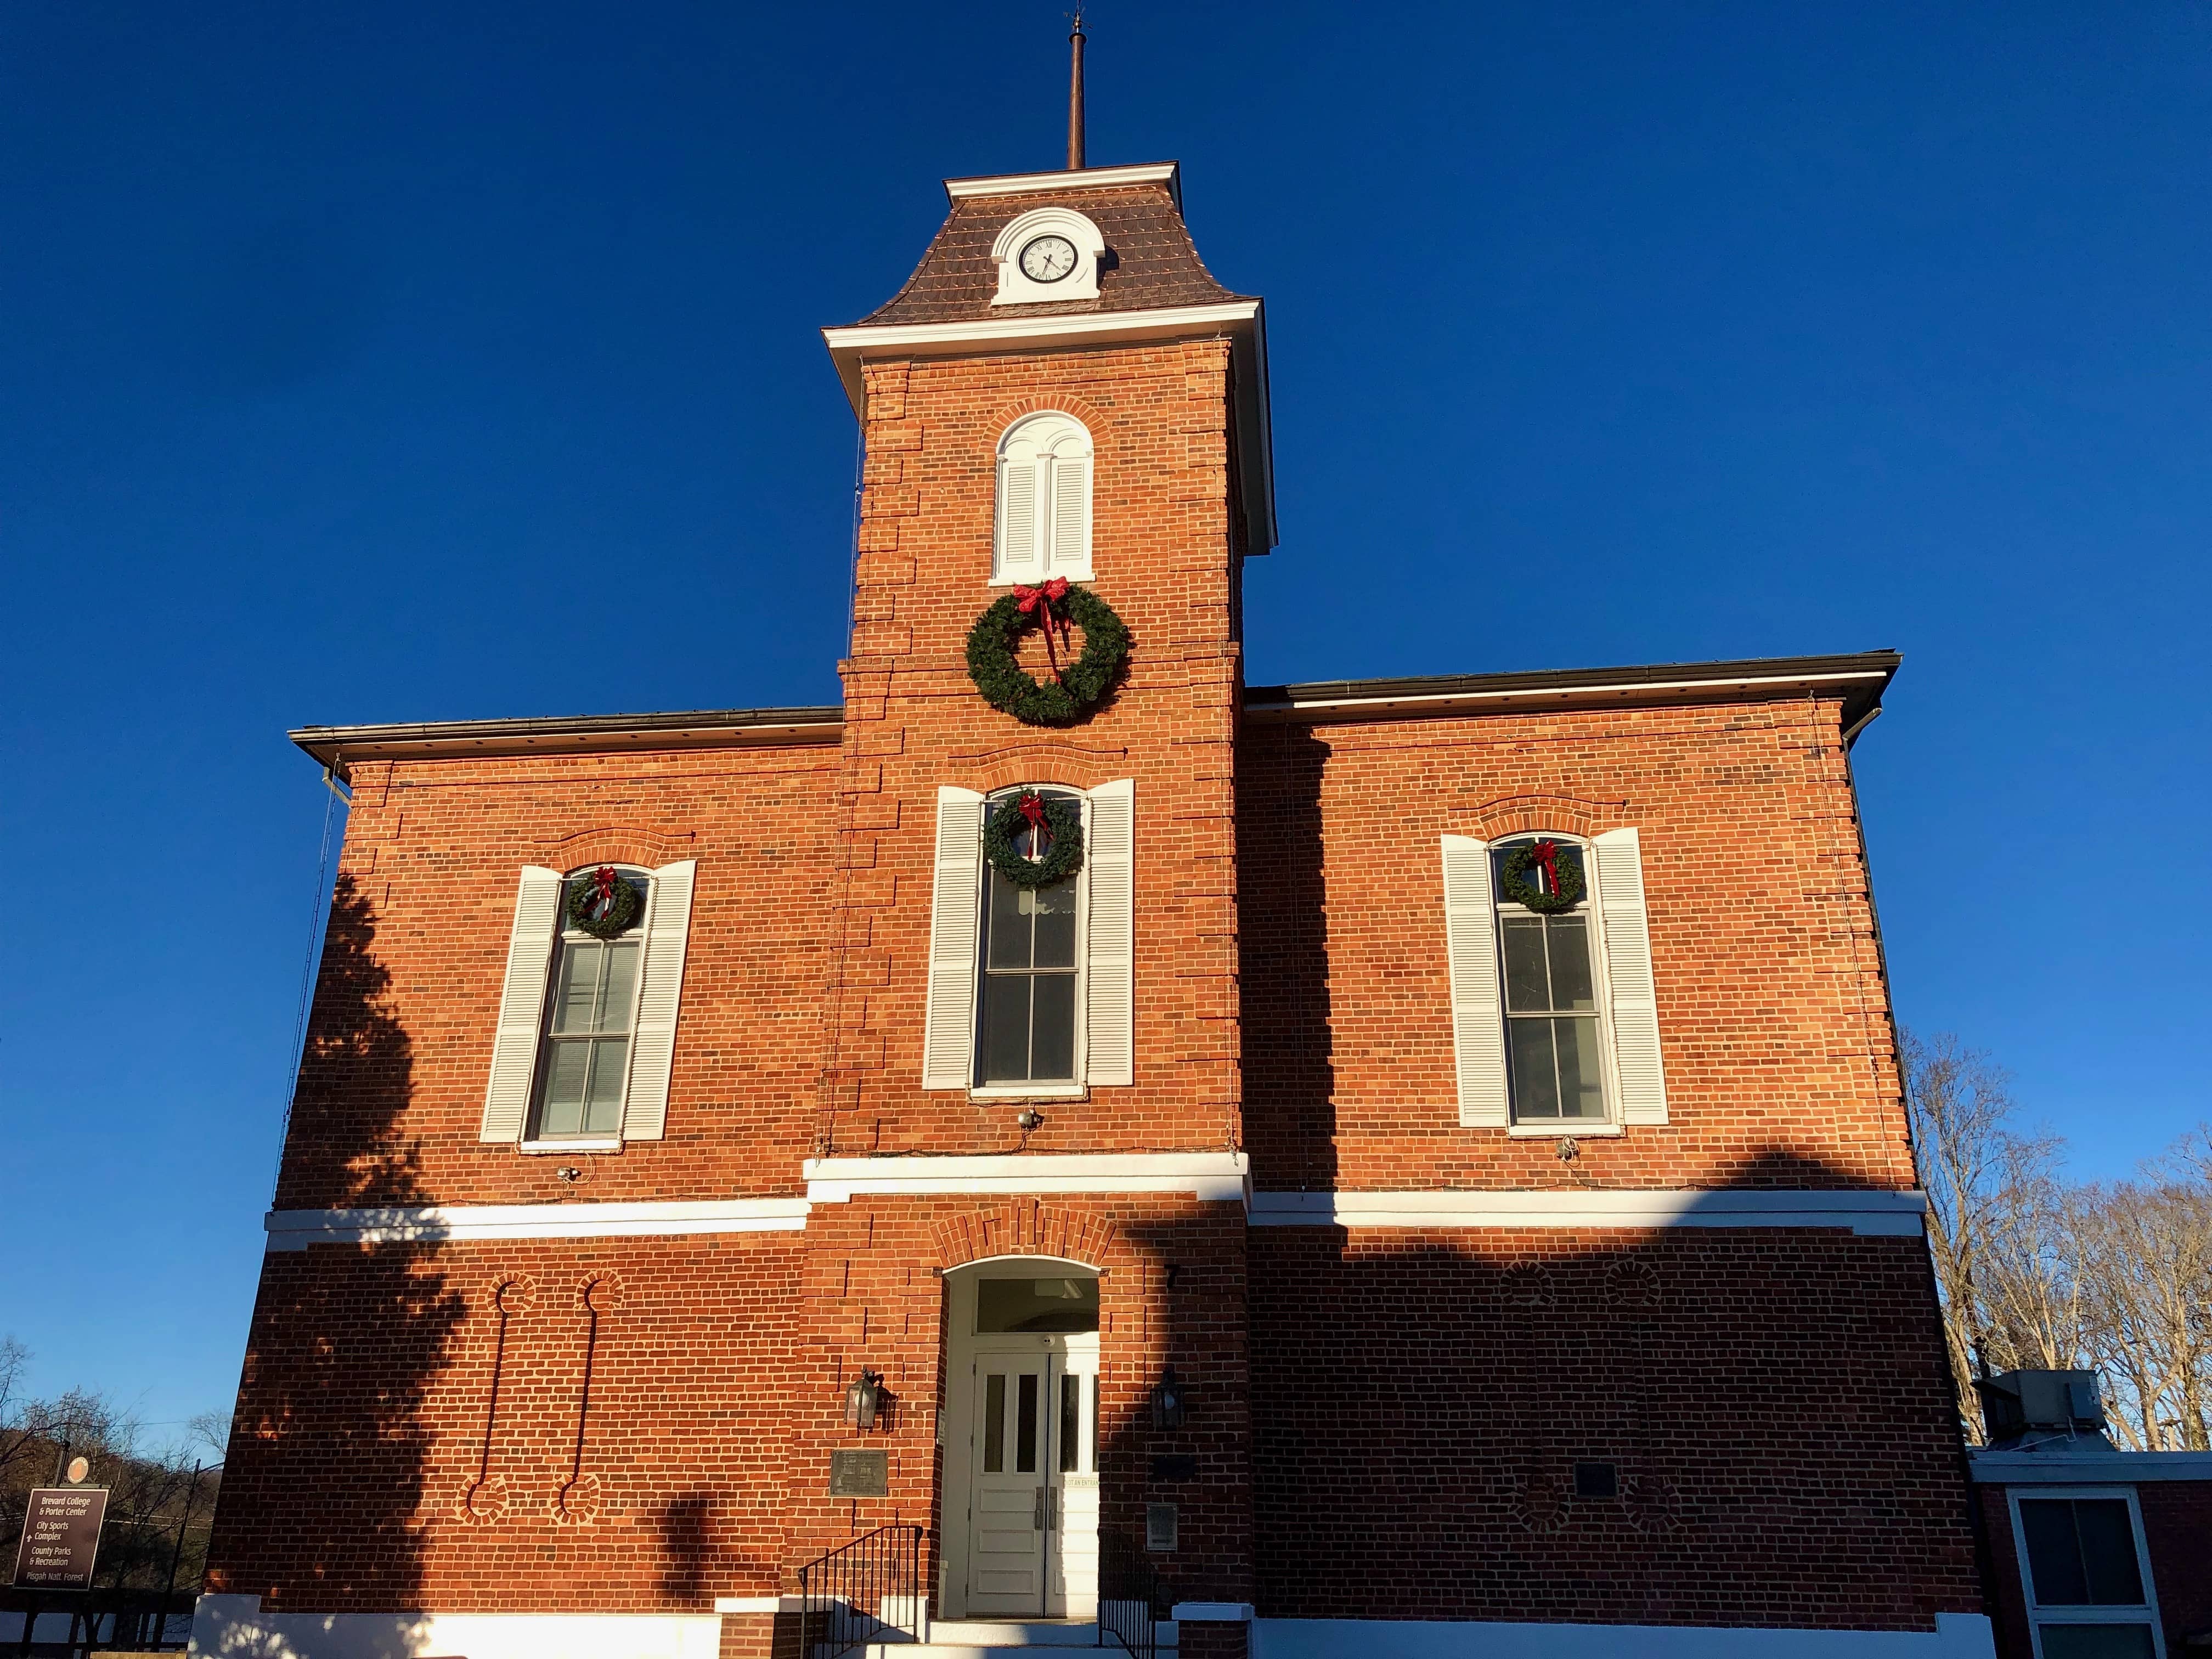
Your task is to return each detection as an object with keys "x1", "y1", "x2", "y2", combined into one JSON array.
[
  {"x1": 1235, "y1": 727, "x2": 1336, "y2": 1193},
  {"x1": 205, "y1": 874, "x2": 463, "y2": 1624},
  {"x1": 1244, "y1": 1147, "x2": 1979, "y2": 1633},
  {"x1": 654, "y1": 1491, "x2": 780, "y2": 1607}
]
